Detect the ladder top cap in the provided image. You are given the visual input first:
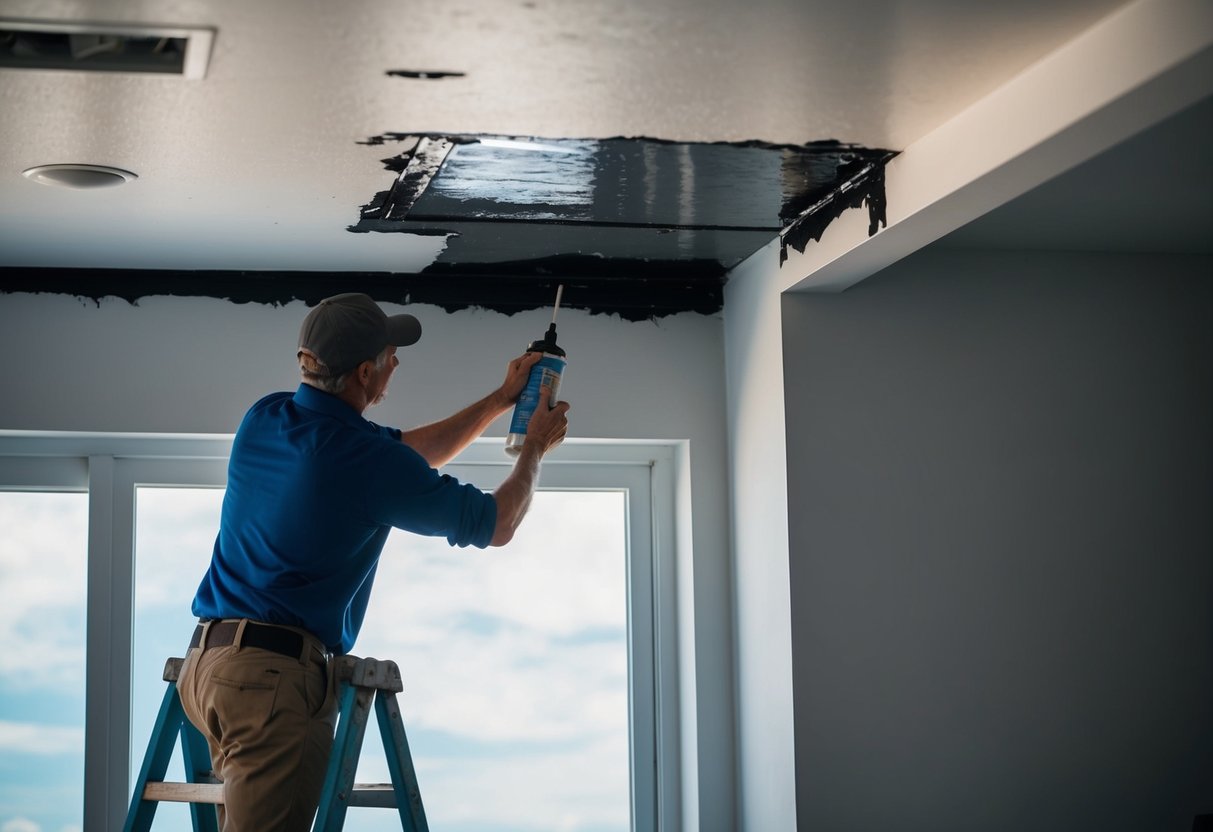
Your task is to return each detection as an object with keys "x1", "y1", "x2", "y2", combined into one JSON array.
[{"x1": 335, "y1": 655, "x2": 404, "y2": 692}]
